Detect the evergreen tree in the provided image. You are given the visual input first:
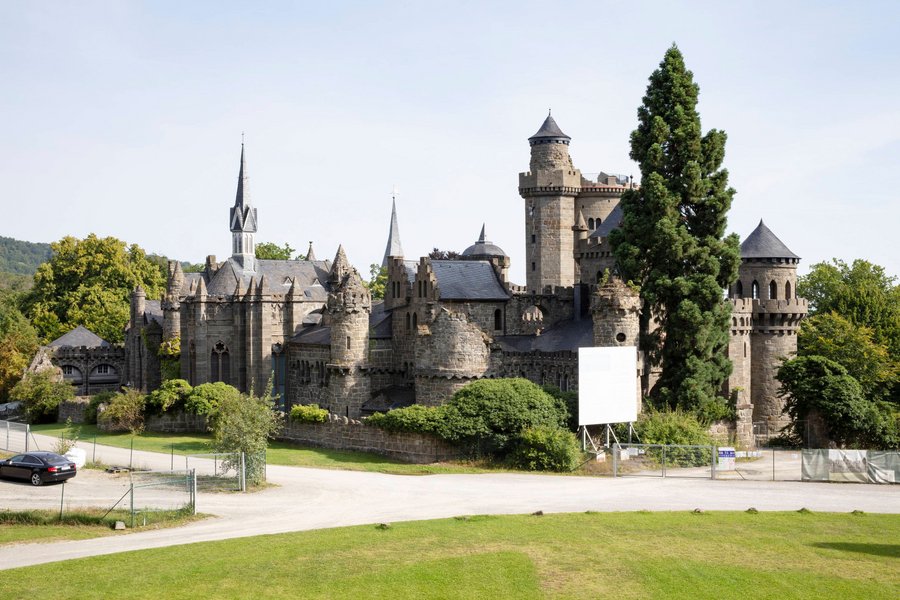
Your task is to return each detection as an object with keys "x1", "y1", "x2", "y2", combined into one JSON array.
[{"x1": 610, "y1": 45, "x2": 740, "y2": 415}]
